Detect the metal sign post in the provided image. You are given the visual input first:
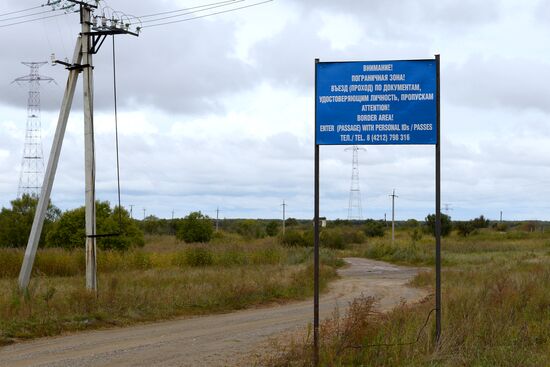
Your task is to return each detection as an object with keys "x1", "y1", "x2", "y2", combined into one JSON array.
[{"x1": 313, "y1": 56, "x2": 441, "y2": 364}]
